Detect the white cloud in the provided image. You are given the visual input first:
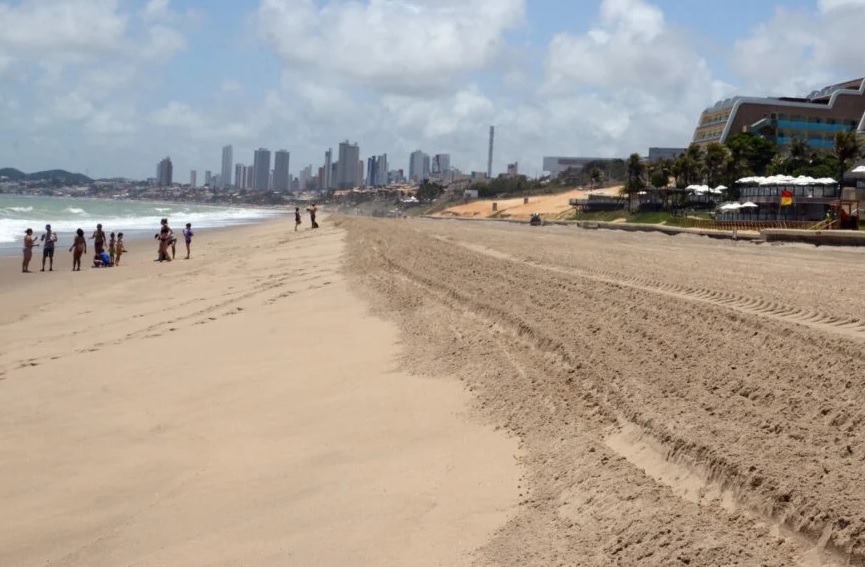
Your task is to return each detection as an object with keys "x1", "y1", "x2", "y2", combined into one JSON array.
[
  {"x1": 731, "y1": 4, "x2": 865, "y2": 95},
  {"x1": 818, "y1": 0, "x2": 865, "y2": 12},
  {"x1": 0, "y1": 0, "x2": 127, "y2": 66},
  {"x1": 257, "y1": 0, "x2": 524, "y2": 95}
]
